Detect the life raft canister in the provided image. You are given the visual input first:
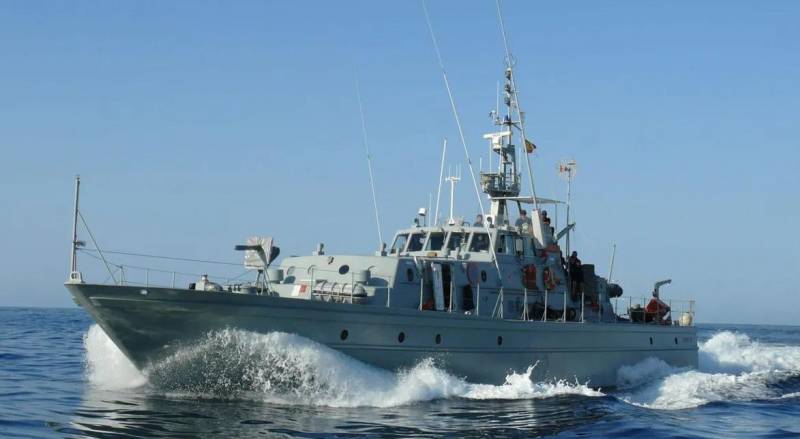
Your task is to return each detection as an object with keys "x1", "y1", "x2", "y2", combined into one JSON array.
[
  {"x1": 522, "y1": 264, "x2": 537, "y2": 289},
  {"x1": 543, "y1": 267, "x2": 556, "y2": 290}
]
